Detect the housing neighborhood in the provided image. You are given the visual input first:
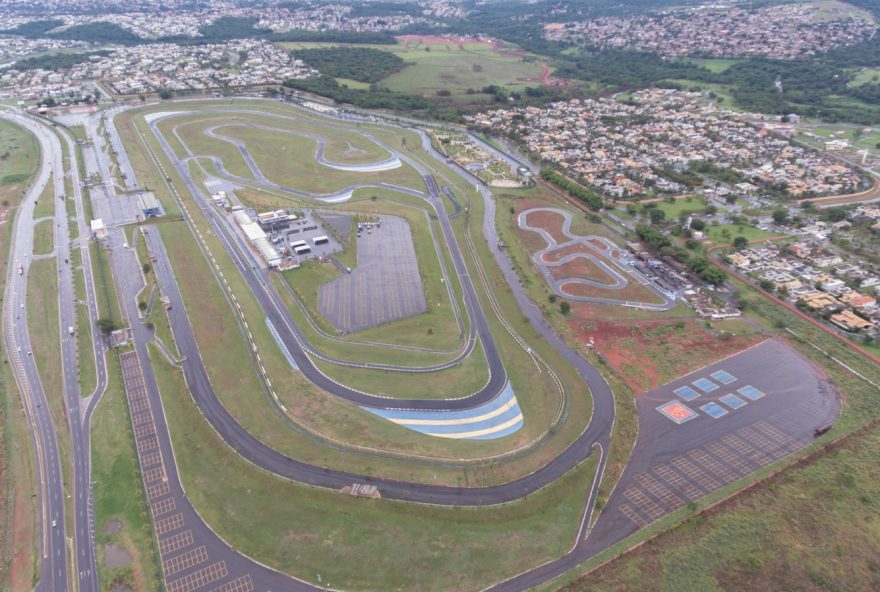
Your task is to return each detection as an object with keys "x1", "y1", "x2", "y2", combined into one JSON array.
[
  {"x1": 467, "y1": 89, "x2": 866, "y2": 200},
  {"x1": 545, "y1": 3, "x2": 875, "y2": 59}
]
